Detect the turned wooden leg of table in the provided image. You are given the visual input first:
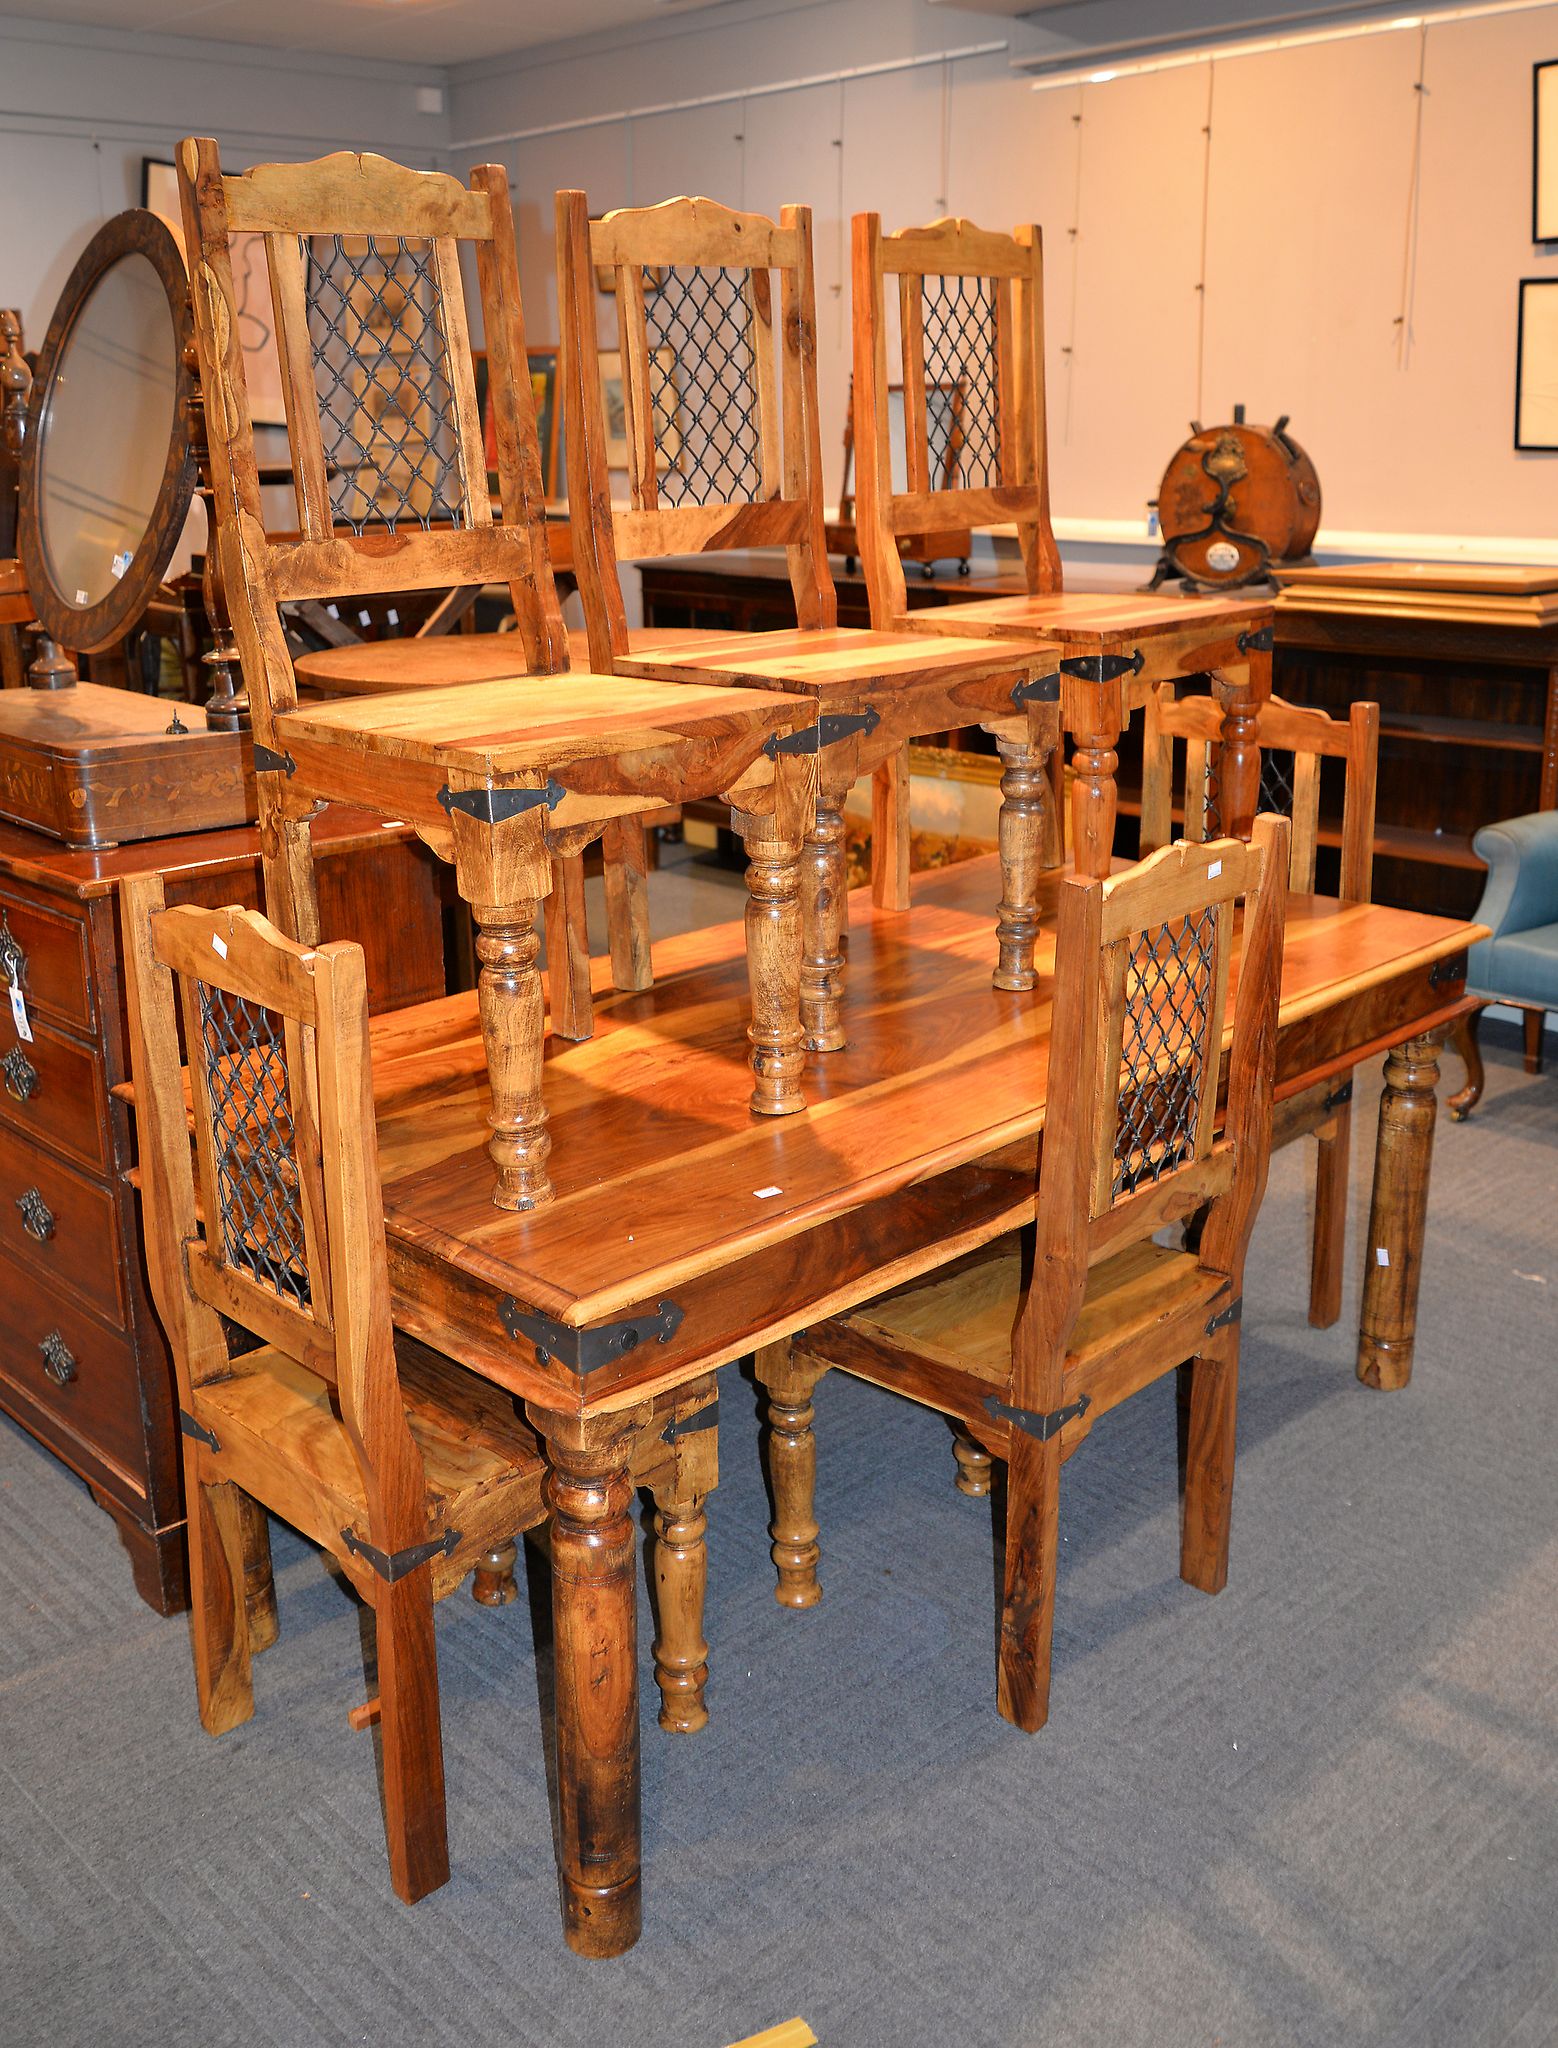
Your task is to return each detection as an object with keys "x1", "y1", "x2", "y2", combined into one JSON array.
[
  {"x1": 529, "y1": 1404, "x2": 651, "y2": 1959},
  {"x1": 801, "y1": 763, "x2": 851, "y2": 1054},
  {"x1": 738, "y1": 813, "x2": 807, "y2": 1116},
  {"x1": 1358, "y1": 1030, "x2": 1444, "y2": 1391},
  {"x1": 992, "y1": 729, "x2": 1050, "y2": 992},
  {"x1": 1069, "y1": 718, "x2": 1122, "y2": 881},
  {"x1": 471, "y1": 898, "x2": 553, "y2": 1209},
  {"x1": 951, "y1": 1424, "x2": 994, "y2": 1498},
  {"x1": 1211, "y1": 658, "x2": 1267, "y2": 841},
  {"x1": 471, "y1": 1538, "x2": 519, "y2": 1606},
  {"x1": 755, "y1": 1341, "x2": 827, "y2": 1609},
  {"x1": 648, "y1": 1413, "x2": 717, "y2": 1734}
]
